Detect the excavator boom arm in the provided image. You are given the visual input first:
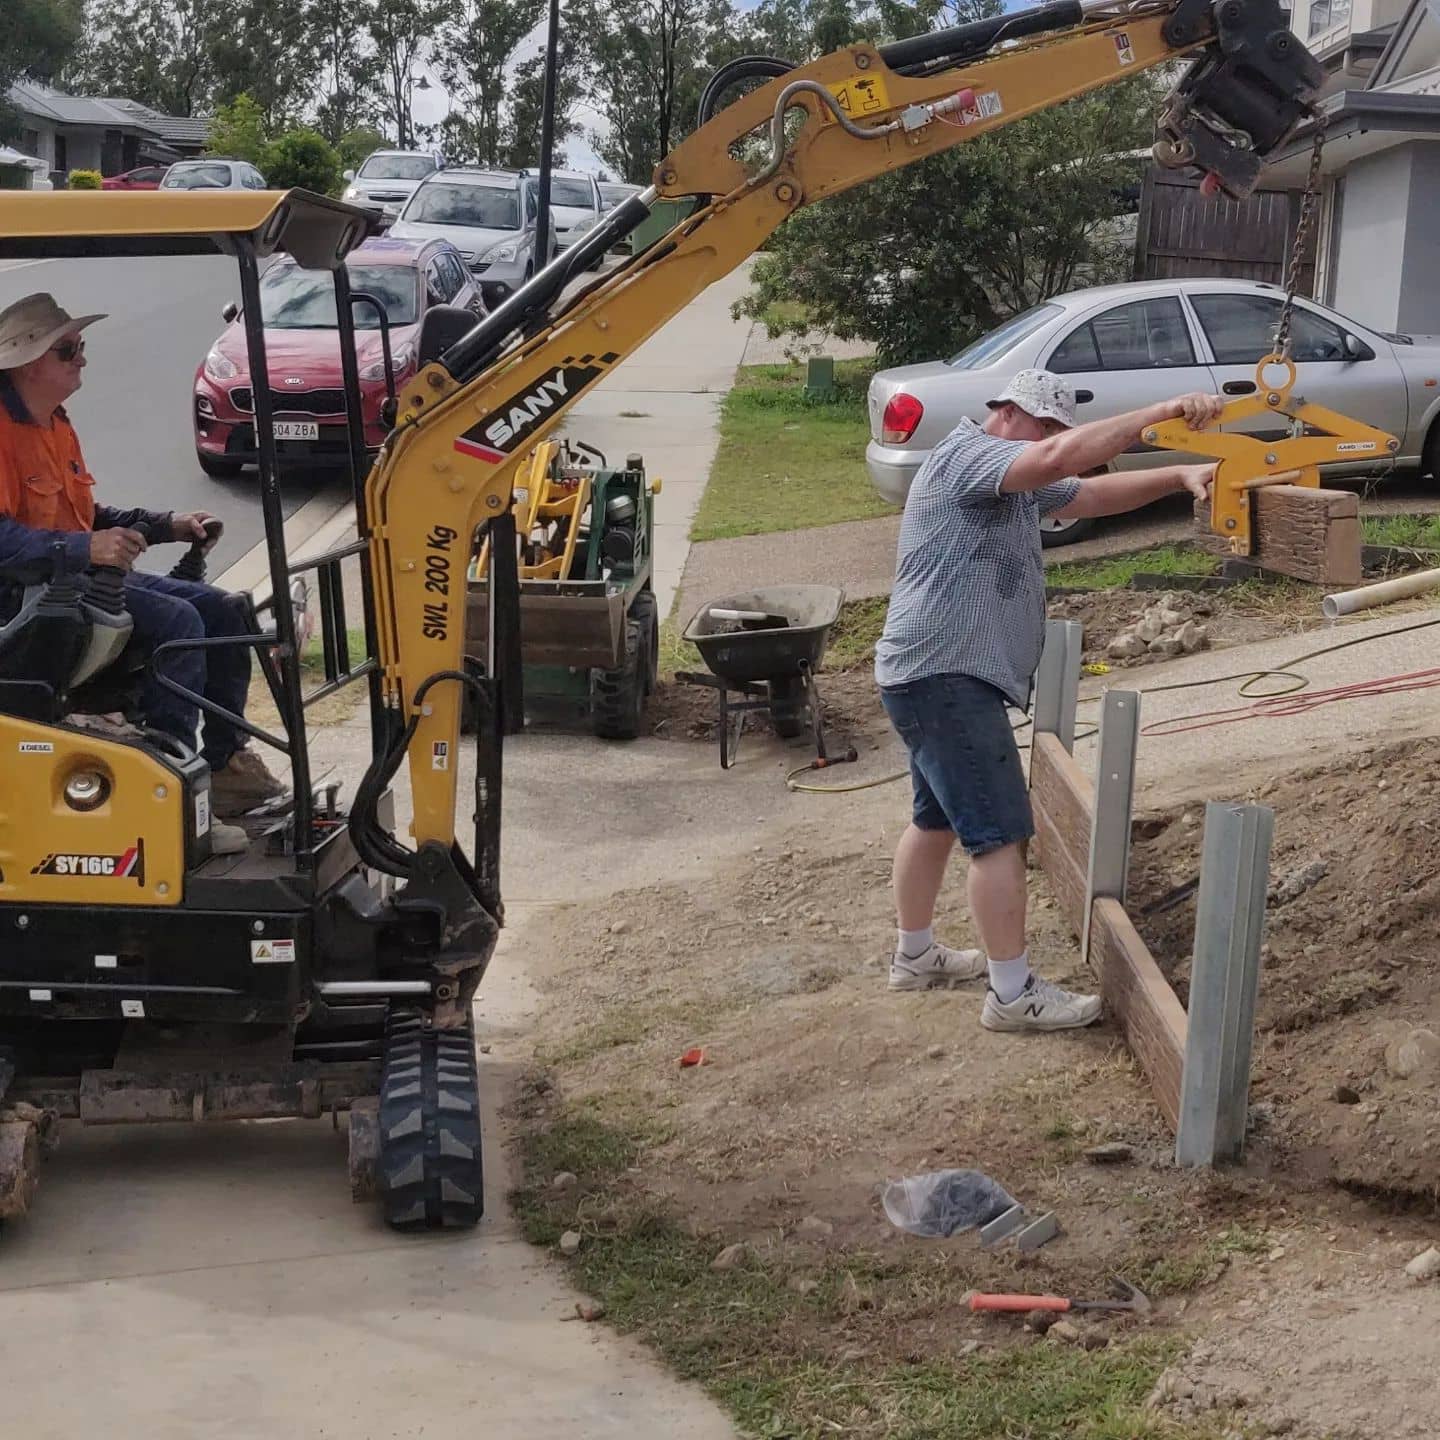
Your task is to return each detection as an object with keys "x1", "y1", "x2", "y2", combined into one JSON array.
[{"x1": 360, "y1": 0, "x2": 1321, "y2": 862}]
